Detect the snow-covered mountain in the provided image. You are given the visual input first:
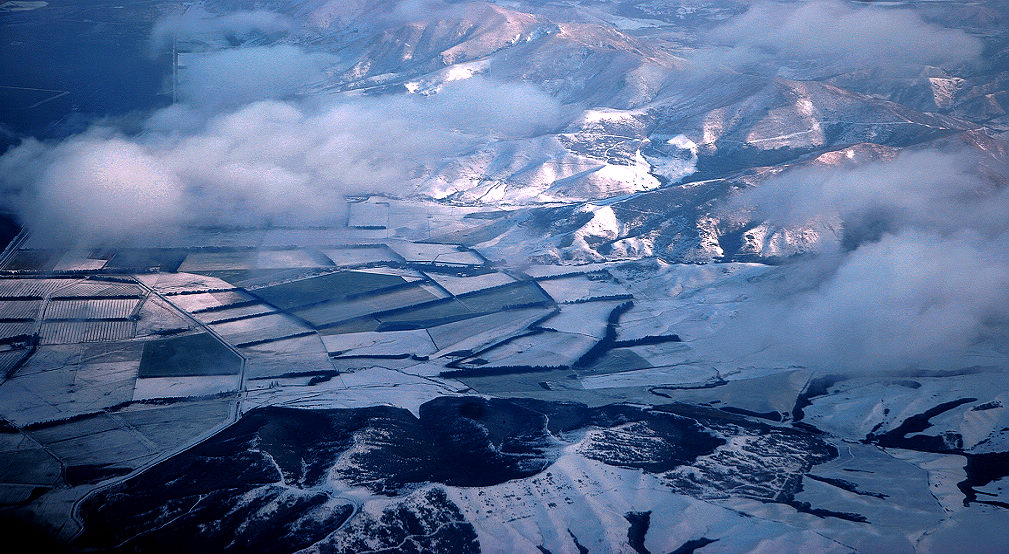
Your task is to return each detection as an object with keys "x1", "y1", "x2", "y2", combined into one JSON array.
[
  {"x1": 176, "y1": 0, "x2": 1009, "y2": 265},
  {"x1": 2, "y1": 1, "x2": 1009, "y2": 552}
]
